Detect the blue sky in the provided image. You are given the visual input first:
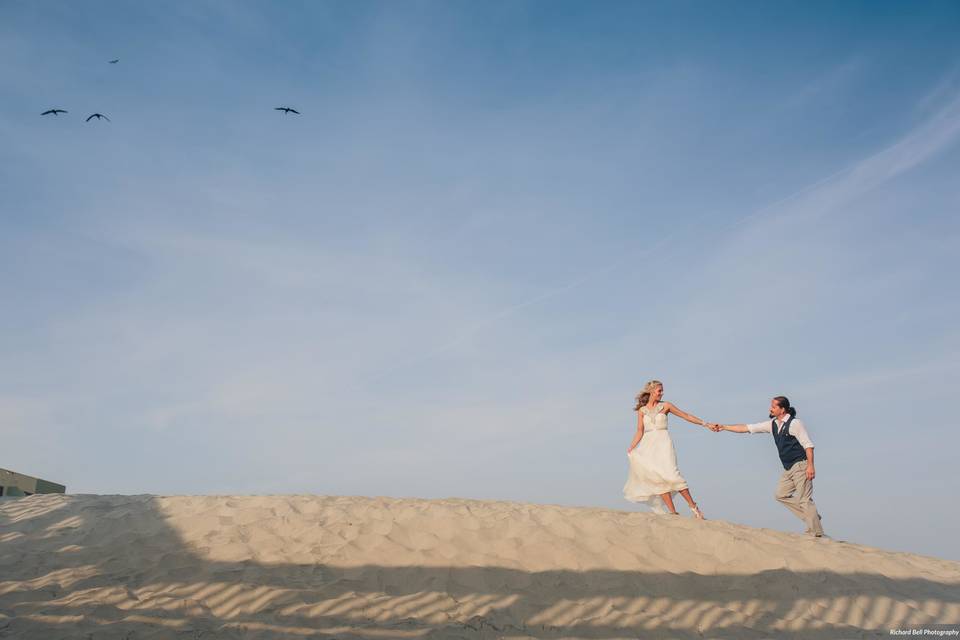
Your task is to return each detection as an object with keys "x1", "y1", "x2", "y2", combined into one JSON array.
[{"x1": 2, "y1": 1, "x2": 959, "y2": 560}]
